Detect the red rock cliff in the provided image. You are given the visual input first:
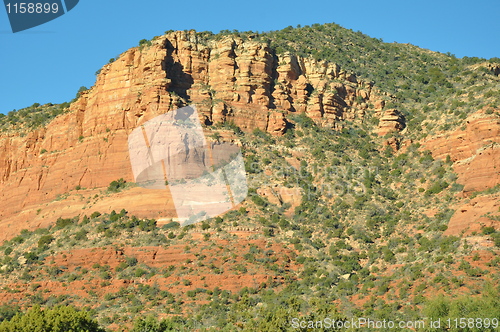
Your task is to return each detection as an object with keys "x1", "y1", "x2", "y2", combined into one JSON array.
[{"x1": 0, "y1": 31, "x2": 389, "y2": 241}]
